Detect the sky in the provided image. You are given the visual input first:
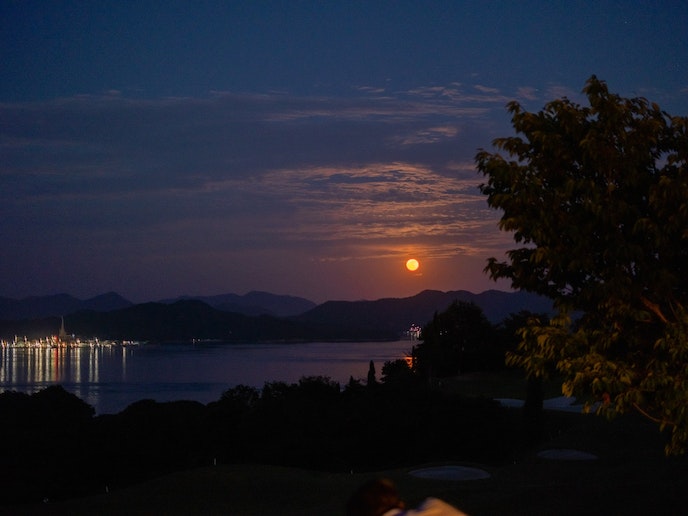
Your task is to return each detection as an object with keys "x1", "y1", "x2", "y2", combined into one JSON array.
[{"x1": 2, "y1": 1, "x2": 687, "y2": 304}]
